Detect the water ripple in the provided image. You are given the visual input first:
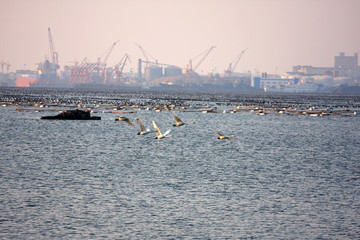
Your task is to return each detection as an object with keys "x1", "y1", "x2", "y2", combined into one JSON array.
[{"x1": 1, "y1": 95, "x2": 359, "y2": 239}]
